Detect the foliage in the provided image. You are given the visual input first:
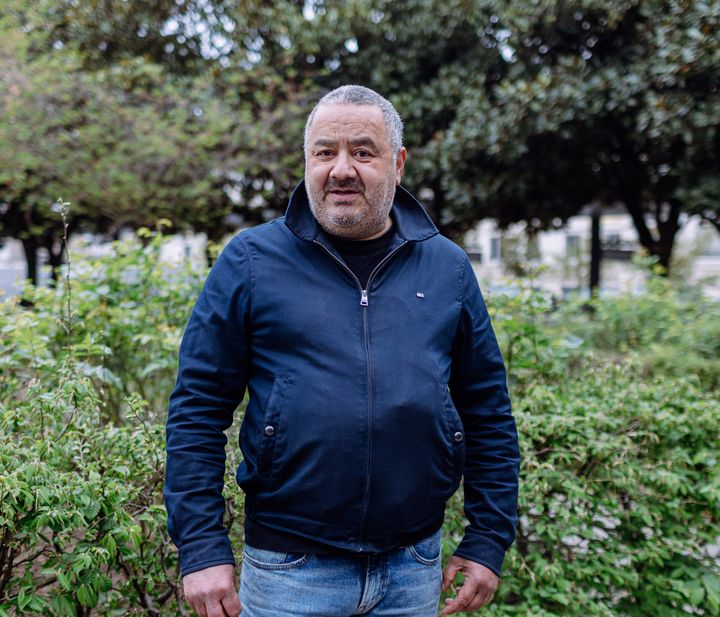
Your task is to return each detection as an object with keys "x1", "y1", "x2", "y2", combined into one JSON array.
[
  {"x1": 3, "y1": 0, "x2": 719, "y2": 282},
  {"x1": 0, "y1": 0, "x2": 314, "y2": 282},
  {"x1": 0, "y1": 374, "x2": 175, "y2": 616},
  {"x1": 21, "y1": 0, "x2": 219, "y2": 74},
  {"x1": 0, "y1": 231, "x2": 243, "y2": 616},
  {"x1": 1, "y1": 235, "x2": 718, "y2": 615},
  {"x1": 444, "y1": 366, "x2": 720, "y2": 617},
  {"x1": 210, "y1": 0, "x2": 720, "y2": 270},
  {"x1": 560, "y1": 276, "x2": 720, "y2": 390},
  {"x1": 0, "y1": 14, "x2": 241, "y2": 282},
  {"x1": 1, "y1": 230, "x2": 206, "y2": 419},
  {"x1": 442, "y1": 276, "x2": 720, "y2": 615}
]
